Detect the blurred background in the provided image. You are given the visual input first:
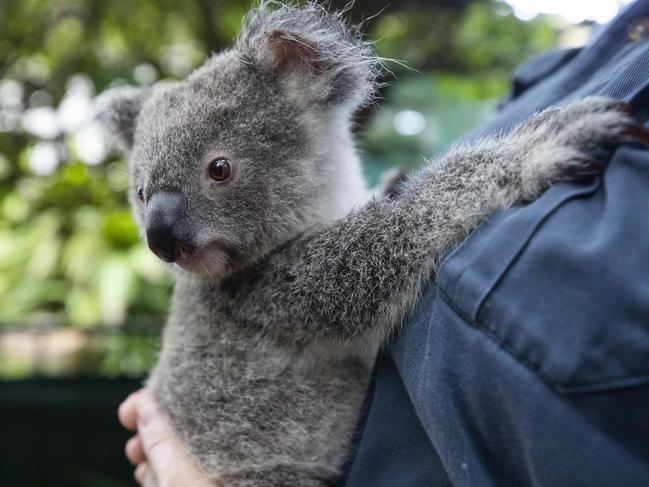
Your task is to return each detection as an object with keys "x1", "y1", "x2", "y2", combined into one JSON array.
[{"x1": 0, "y1": 0, "x2": 633, "y2": 485}]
